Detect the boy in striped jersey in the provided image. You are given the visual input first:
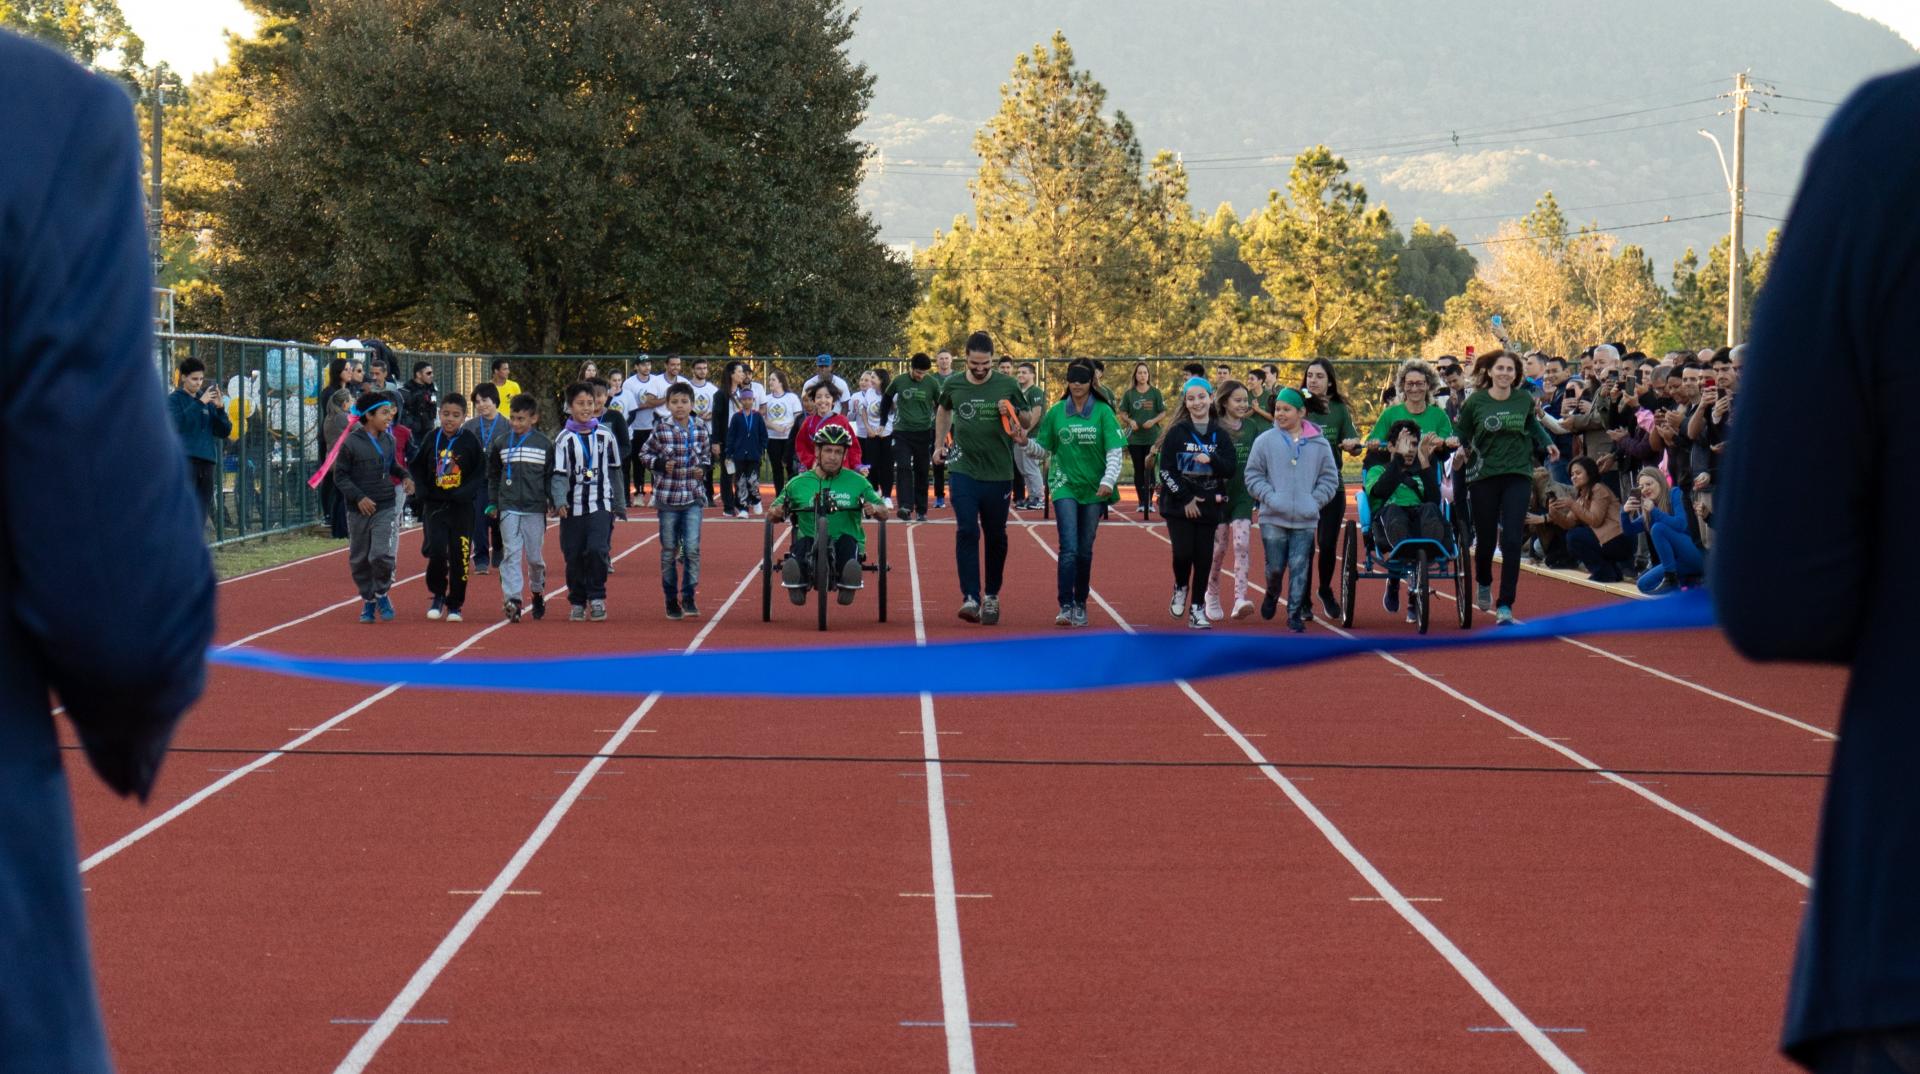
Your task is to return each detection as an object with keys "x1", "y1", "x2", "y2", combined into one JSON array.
[
  {"x1": 548, "y1": 382, "x2": 628, "y2": 622},
  {"x1": 486, "y1": 394, "x2": 554, "y2": 622}
]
